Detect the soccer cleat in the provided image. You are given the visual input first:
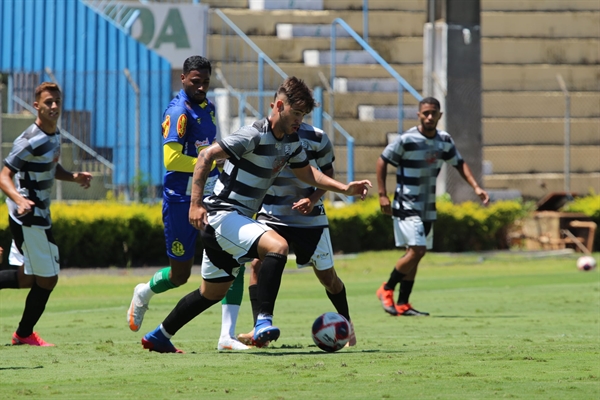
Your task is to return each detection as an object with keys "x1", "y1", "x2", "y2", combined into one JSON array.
[
  {"x1": 11, "y1": 332, "x2": 54, "y2": 347},
  {"x1": 376, "y1": 282, "x2": 398, "y2": 315},
  {"x1": 395, "y1": 303, "x2": 430, "y2": 316},
  {"x1": 253, "y1": 321, "x2": 280, "y2": 348},
  {"x1": 237, "y1": 330, "x2": 269, "y2": 348},
  {"x1": 217, "y1": 336, "x2": 250, "y2": 351},
  {"x1": 127, "y1": 283, "x2": 149, "y2": 332},
  {"x1": 141, "y1": 327, "x2": 184, "y2": 353},
  {"x1": 345, "y1": 322, "x2": 357, "y2": 348}
]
